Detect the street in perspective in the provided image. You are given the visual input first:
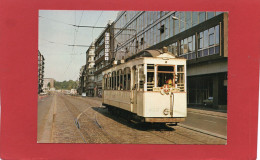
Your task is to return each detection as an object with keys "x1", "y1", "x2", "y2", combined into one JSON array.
[{"x1": 38, "y1": 11, "x2": 228, "y2": 144}]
